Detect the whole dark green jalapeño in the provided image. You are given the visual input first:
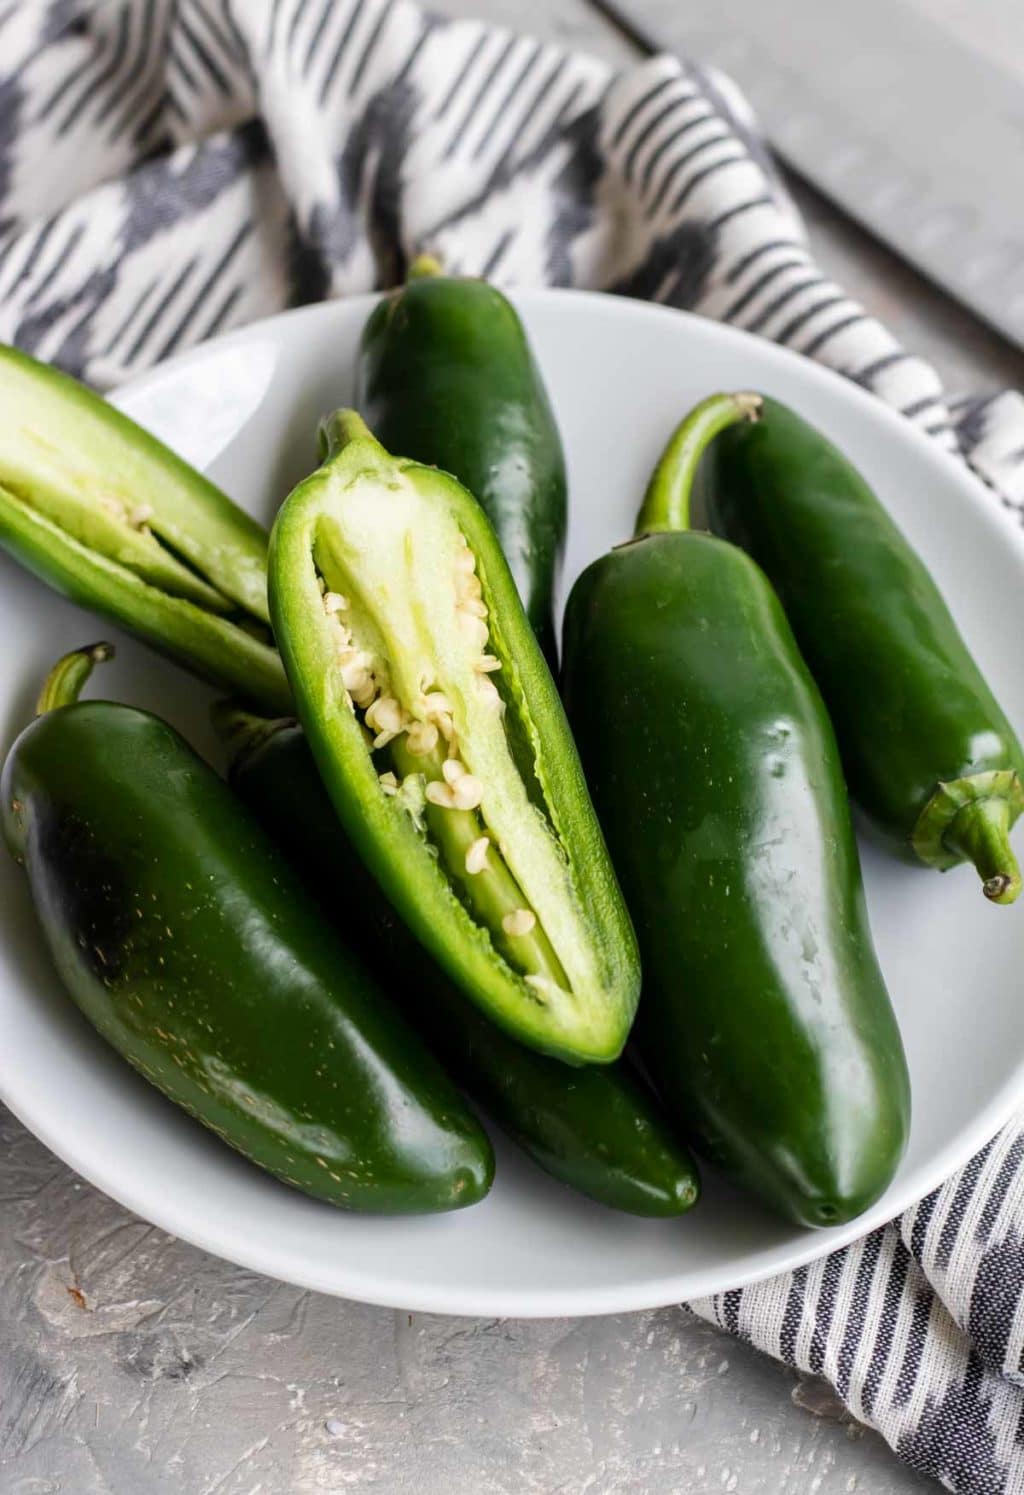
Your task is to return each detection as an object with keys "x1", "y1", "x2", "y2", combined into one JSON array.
[
  {"x1": 2, "y1": 646, "x2": 493, "y2": 1214},
  {"x1": 561, "y1": 395, "x2": 910, "y2": 1228},
  {"x1": 356, "y1": 256, "x2": 568, "y2": 667},
  {"x1": 704, "y1": 396, "x2": 1024, "y2": 904}
]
